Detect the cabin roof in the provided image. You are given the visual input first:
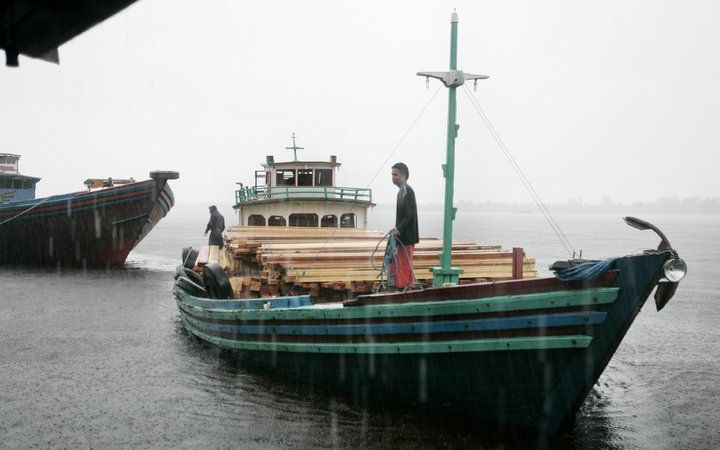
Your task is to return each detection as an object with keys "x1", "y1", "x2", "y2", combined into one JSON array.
[
  {"x1": 0, "y1": 173, "x2": 40, "y2": 182},
  {"x1": 262, "y1": 161, "x2": 341, "y2": 169},
  {"x1": 0, "y1": 153, "x2": 20, "y2": 158}
]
